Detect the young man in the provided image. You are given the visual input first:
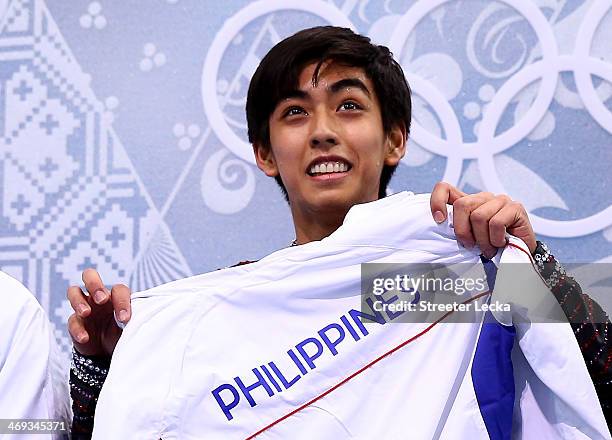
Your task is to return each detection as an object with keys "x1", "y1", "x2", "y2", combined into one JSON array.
[{"x1": 67, "y1": 27, "x2": 611, "y2": 436}]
